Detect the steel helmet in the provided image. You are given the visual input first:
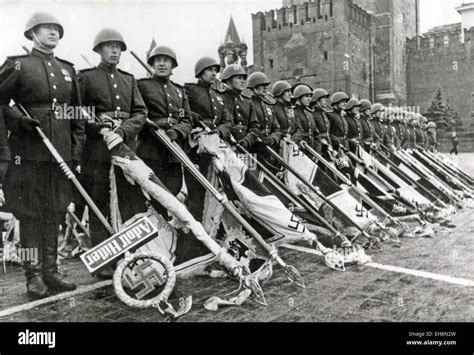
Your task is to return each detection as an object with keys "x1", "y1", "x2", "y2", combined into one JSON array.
[
  {"x1": 247, "y1": 72, "x2": 270, "y2": 89},
  {"x1": 194, "y1": 57, "x2": 220, "y2": 78},
  {"x1": 359, "y1": 99, "x2": 372, "y2": 112},
  {"x1": 221, "y1": 64, "x2": 247, "y2": 81},
  {"x1": 148, "y1": 46, "x2": 178, "y2": 68},
  {"x1": 330, "y1": 91, "x2": 349, "y2": 106},
  {"x1": 345, "y1": 98, "x2": 361, "y2": 111},
  {"x1": 272, "y1": 81, "x2": 292, "y2": 97},
  {"x1": 311, "y1": 88, "x2": 329, "y2": 102},
  {"x1": 427, "y1": 121, "x2": 437, "y2": 129},
  {"x1": 93, "y1": 28, "x2": 127, "y2": 52},
  {"x1": 293, "y1": 85, "x2": 312, "y2": 100},
  {"x1": 371, "y1": 103, "x2": 384, "y2": 115},
  {"x1": 24, "y1": 12, "x2": 63, "y2": 40}
]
